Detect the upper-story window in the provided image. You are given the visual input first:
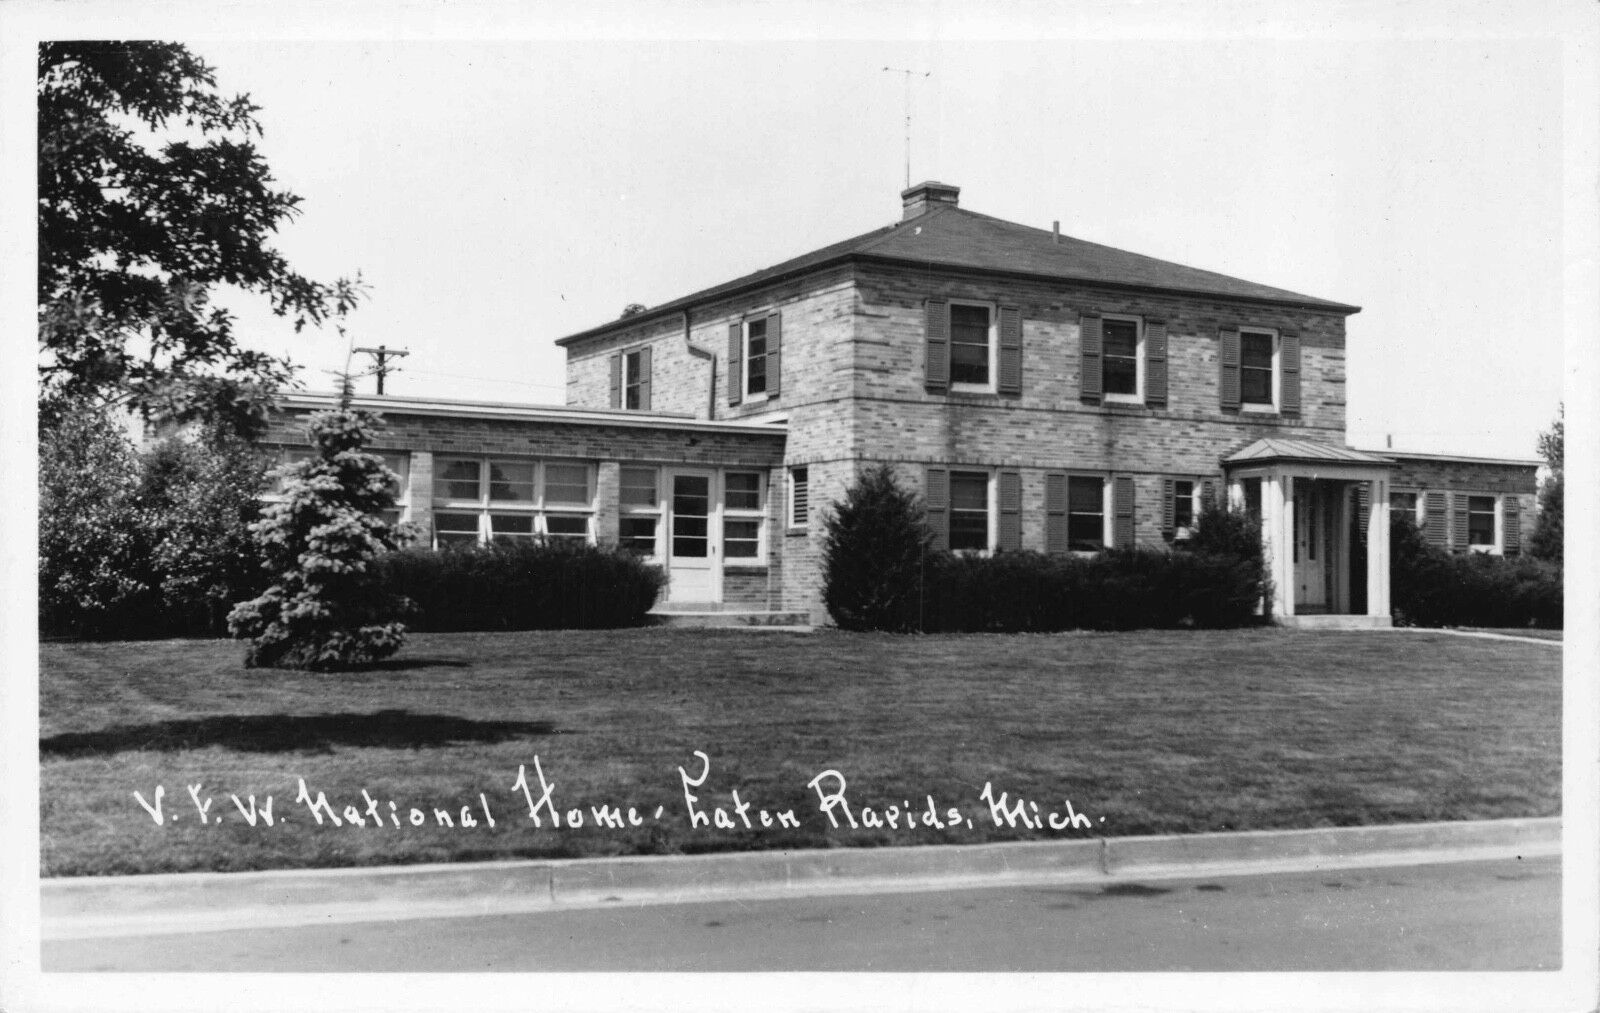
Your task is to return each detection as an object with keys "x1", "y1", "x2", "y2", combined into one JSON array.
[
  {"x1": 1102, "y1": 315, "x2": 1143, "y2": 401},
  {"x1": 609, "y1": 346, "x2": 652, "y2": 411},
  {"x1": 729, "y1": 312, "x2": 782, "y2": 406},
  {"x1": 1240, "y1": 329, "x2": 1277, "y2": 409},
  {"x1": 948, "y1": 303, "x2": 996, "y2": 391}
]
